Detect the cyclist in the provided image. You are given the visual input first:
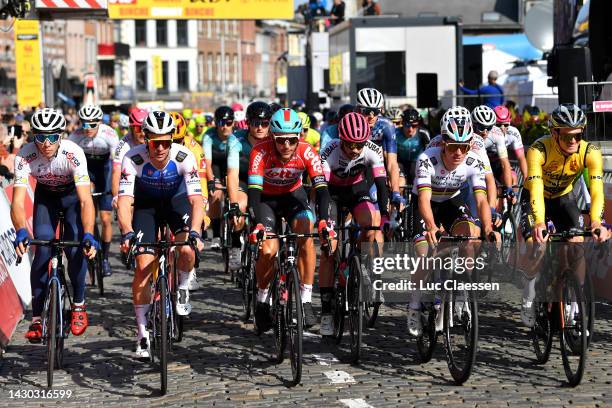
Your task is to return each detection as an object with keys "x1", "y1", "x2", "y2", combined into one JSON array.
[
  {"x1": 248, "y1": 108, "x2": 331, "y2": 331},
  {"x1": 318, "y1": 112, "x2": 389, "y2": 335},
  {"x1": 12, "y1": 108, "x2": 98, "y2": 343},
  {"x1": 225, "y1": 101, "x2": 272, "y2": 270},
  {"x1": 396, "y1": 108, "x2": 430, "y2": 188},
  {"x1": 355, "y1": 88, "x2": 402, "y2": 210},
  {"x1": 118, "y1": 114, "x2": 130, "y2": 139},
  {"x1": 386, "y1": 107, "x2": 404, "y2": 129},
  {"x1": 112, "y1": 108, "x2": 148, "y2": 208},
  {"x1": 407, "y1": 108, "x2": 494, "y2": 336},
  {"x1": 117, "y1": 111, "x2": 205, "y2": 358},
  {"x1": 192, "y1": 115, "x2": 207, "y2": 144},
  {"x1": 493, "y1": 105, "x2": 528, "y2": 185},
  {"x1": 69, "y1": 105, "x2": 119, "y2": 277},
  {"x1": 320, "y1": 103, "x2": 354, "y2": 150},
  {"x1": 203, "y1": 106, "x2": 236, "y2": 250},
  {"x1": 298, "y1": 112, "x2": 321, "y2": 152}
]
